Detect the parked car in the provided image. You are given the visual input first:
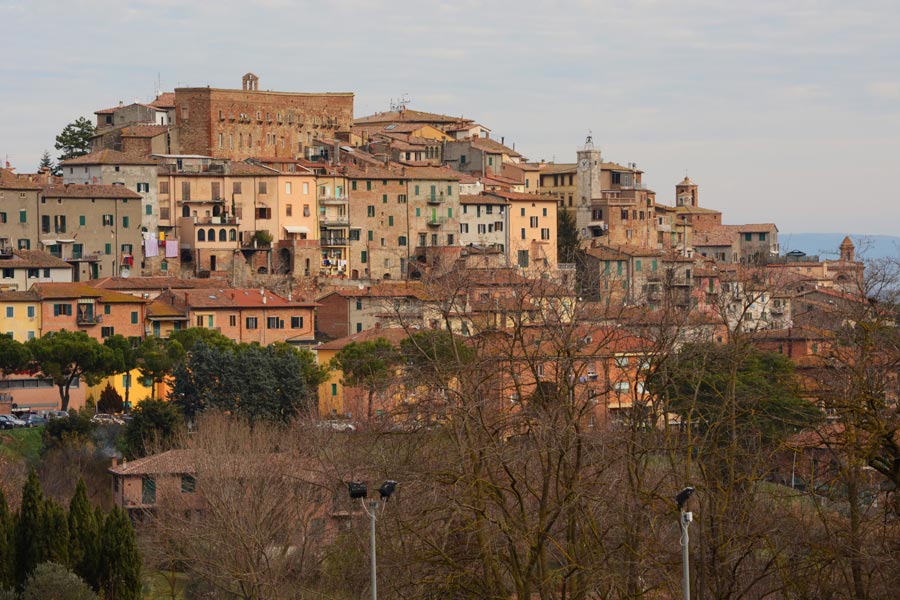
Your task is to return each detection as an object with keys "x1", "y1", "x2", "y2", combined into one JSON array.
[
  {"x1": 91, "y1": 413, "x2": 125, "y2": 426},
  {"x1": 0, "y1": 415, "x2": 15, "y2": 430},
  {"x1": 47, "y1": 410, "x2": 69, "y2": 419},
  {"x1": 0, "y1": 414, "x2": 26, "y2": 428},
  {"x1": 22, "y1": 414, "x2": 48, "y2": 427},
  {"x1": 316, "y1": 419, "x2": 357, "y2": 432}
]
